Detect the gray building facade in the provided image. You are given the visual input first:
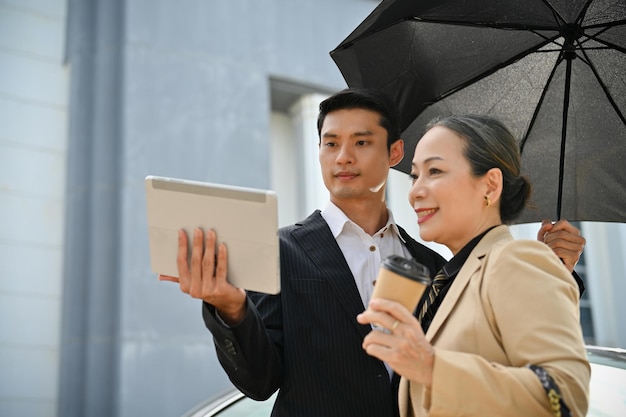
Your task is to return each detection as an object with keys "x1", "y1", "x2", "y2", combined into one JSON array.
[{"x1": 1, "y1": 1, "x2": 624, "y2": 417}]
